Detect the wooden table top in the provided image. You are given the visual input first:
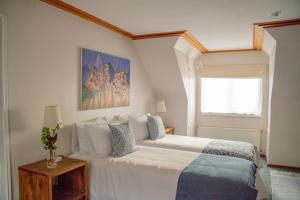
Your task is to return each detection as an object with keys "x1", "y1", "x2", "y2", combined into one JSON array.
[{"x1": 19, "y1": 156, "x2": 87, "y2": 177}]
